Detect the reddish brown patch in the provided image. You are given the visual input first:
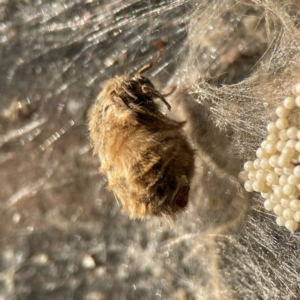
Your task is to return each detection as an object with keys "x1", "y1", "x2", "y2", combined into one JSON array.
[{"x1": 174, "y1": 186, "x2": 190, "y2": 208}]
